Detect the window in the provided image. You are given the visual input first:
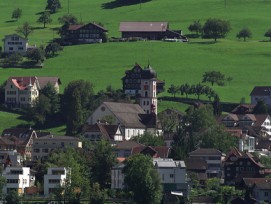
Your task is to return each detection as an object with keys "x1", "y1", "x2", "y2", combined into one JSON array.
[
  {"x1": 170, "y1": 174, "x2": 174, "y2": 178},
  {"x1": 9, "y1": 47, "x2": 13, "y2": 51},
  {"x1": 265, "y1": 192, "x2": 269, "y2": 197}
]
